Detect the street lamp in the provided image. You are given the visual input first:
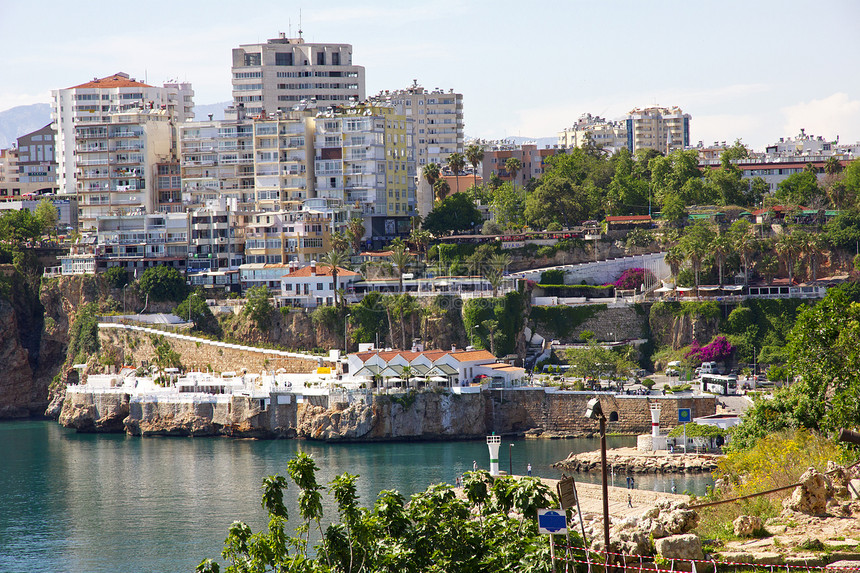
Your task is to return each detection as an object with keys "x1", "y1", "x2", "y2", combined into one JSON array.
[
  {"x1": 344, "y1": 312, "x2": 350, "y2": 355},
  {"x1": 188, "y1": 292, "x2": 198, "y2": 324},
  {"x1": 585, "y1": 398, "x2": 610, "y2": 565},
  {"x1": 509, "y1": 442, "x2": 514, "y2": 476}
]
